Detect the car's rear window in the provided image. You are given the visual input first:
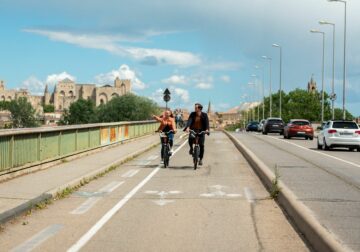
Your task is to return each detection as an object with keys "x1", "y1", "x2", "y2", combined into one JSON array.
[
  {"x1": 268, "y1": 119, "x2": 283, "y2": 123},
  {"x1": 332, "y1": 122, "x2": 358, "y2": 129},
  {"x1": 292, "y1": 121, "x2": 310, "y2": 126}
]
